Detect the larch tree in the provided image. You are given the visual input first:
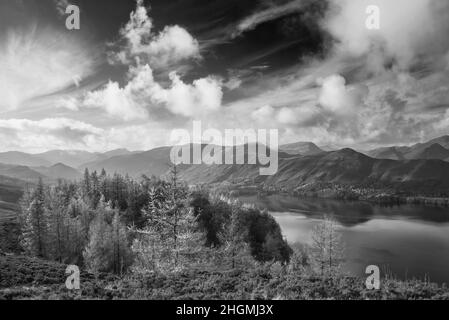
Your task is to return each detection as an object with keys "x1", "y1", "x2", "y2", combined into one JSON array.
[
  {"x1": 47, "y1": 184, "x2": 69, "y2": 262},
  {"x1": 83, "y1": 198, "x2": 132, "y2": 274},
  {"x1": 111, "y1": 210, "x2": 133, "y2": 274},
  {"x1": 310, "y1": 216, "x2": 345, "y2": 277},
  {"x1": 20, "y1": 178, "x2": 49, "y2": 258},
  {"x1": 82, "y1": 168, "x2": 91, "y2": 202},
  {"x1": 218, "y1": 200, "x2": 250, "y2": 270},
  {"x1": 90, "y1": 171, "x2": 102, "y2": 209},
  {"x1": 83, "y1": 199, "x2": 114, "y2": 273},
  {"x1": 132, "y1": 165, "x2": 204, "y2": 273}
]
